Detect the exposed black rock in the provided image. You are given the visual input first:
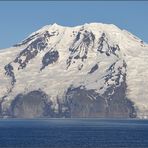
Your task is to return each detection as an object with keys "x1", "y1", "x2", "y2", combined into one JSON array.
[
  {"x1": 13, "y1": 31, "x2": 56, "y2": 47},
  {"x1": 13, "y1": 33, "x2": 39, "y2": 47},
  {"x1": 0, "y1": 80, "x2": 15, "y2": 117},
  {"x1": 97, "y1": 33, "x2": 120, "y2": 57},
  {"x1": 64, "y1": 59, "x2": 136, "y2": 118},
  {"x1": 4, "y1": 63, "x2": 16, "y2": 86},
  {"x1": 107, "y1": 62, "x2": 116, "y2": 72},
  {"x1": 41, "y1": 50, "x2": 59, "y2": 70},
  {"x1": 67, "y1": 30, "x2": 95, "y2": 68},
  {"x1": 78, "y1": 64, "x2": 83, "y2": 70},
  {"x1": 65, "y1": 86, "x2": 107, "y2": 118},
  {"x1": 104, "y1": 82, "x2": 136, "y2": 118},
  {"x1": 104, "y1": 60, "x2": 127, "y2": 86},
  {"x1": 102, "y1": 60, "x2": 136, "y2": 118},
  {"x1": 88, "y1": 64, "x2": 98, "y2": 74},
  {"x1": 9, "y1": 90, "x2": 54, "y2": 118},
  {"x1": 13, "y1": 31, "x2": 57, "y2": 70},
  {"x1": 14, "y1": 36, "x2": 47, "y2": 69},
  {"x1": 64, "y1": 84, "x2": 136, "y2": 118},
  {"x1": 31, "y1": 38, "x2": 47, "y2": 50}
]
